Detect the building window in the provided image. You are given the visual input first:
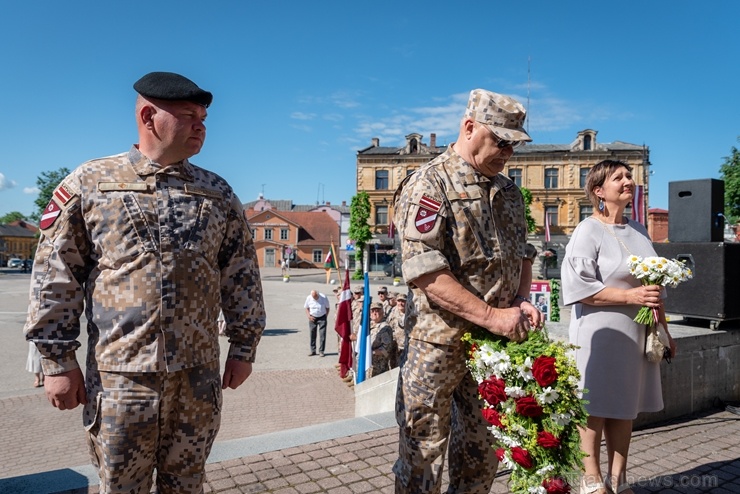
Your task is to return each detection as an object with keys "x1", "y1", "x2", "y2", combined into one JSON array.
[
  {"x1": 508, "y1": 168, "x2": 522, "y2": 187},
  {"x1": 313, "y1": 249, "x2": 323, "y2": 263},
  {"x1": 584, "y1": 135, "x2": 592, "y2": 151},
  {"x1": 579, "y1": 204, "x2": 593, "y2": 222},
  {"x1": 545, "y1": 168, "x2": 559, "y2": 189},
  {"x1": 407, "y1": 168, "x2": 415, "y2": 176},
  {"x1": 280, "y1": 228, "x2": 289, "y2": 240},
  {"x1": 375, "y1": 170, "x2": 389, "y2": 190},
  {"x1": 376, "y1": 205, "x2": 388, "y2": 225},
  {"x1": 545, "y1": 206, "x2": 559, "y2": 226},
  {"x1": 579, "y1": 167, "x2": 590, "y2": 188},
  {"x1": 264, "y1": 228, "x2": 273, "y2": 240},
  {"x1": 250, "y1": 229, "x2": 256, "y2": 239}
]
